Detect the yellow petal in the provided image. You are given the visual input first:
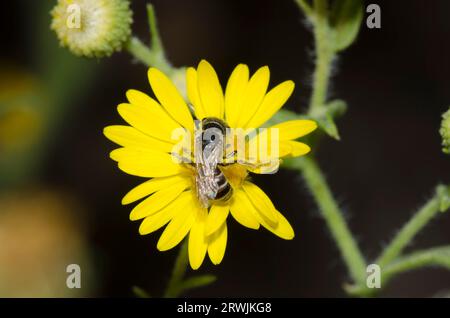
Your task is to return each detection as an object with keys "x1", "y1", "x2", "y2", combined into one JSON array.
[
  {"x1": 103, "y1": 125, "x2": 173, "y2": 153},
  {"x1": 245, "y1": 80, "x2": 294, "y2": 129},
  {"x1": 244, "y1": 129, "x2": 311, "y2": 160},
  {"x1": 224, "y1": 64, "x2": 249, "y2": 127},
  {"x1": 118, "y1": 97, "x2": 179, "y2": 143},
  {"x1": 236, "y1": 190, "x2": 295, "y2": 240},
  {"x1": 207, "y1": 222, "x2": 227, "y2": 265},
  {"x1": 138, "y1": 191, "x2": 191, "y2": 235},
  {"x1": 122, "y1": 175, "x2": 187, "y2": 205},
  {"x1": 148, "y1": 68, "x2": 194, "y2": 130},
  {"x1": 157, "y1": 192, "x2": 196, "y2": 251},
  {"x1": 130, "y1": 181, "x2": 190, "y2": 221},
  {"x1": 138, "y1": 208, "x2": 173, "y2": 235},
  {"x1": 246, "y1": 161, "x2": 280, "y2": 174},
  {"x1": 242, "y1": 182, "x2": 278, "y2": 225},
  {"x1": 271, "y1": 120, "x2": 317, "y2": 141},
  {"x1": 188, "y1": 207, "x2": 208, "y2": 270},
  {"x1": 197, "y1": 60, "x2": 224, "y2": 119},
  {"x1": 236, "y1": 66, "x2": 270, "y2": 128},
  {"x1": 256, "y1": 209, "x2": 295, "y2": 240},
  {"x1": 186, "y1": 67, "x2": 207, "y2": 120},
  {"x1": 229, "y1": 189, "x2": 260, "y2": 229},
  {"x1": 205, "y1": 204, "x2": 229, "y2": 236},
  {"x1": 280, "y1": 141, "x2": 311, "y2": 157},
  {"x1": 111, "y1": 148, "x2": 183, "y2": 178},
  {"x1": 279, "y1": 141, "x2": 293, "y2": 157}
]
